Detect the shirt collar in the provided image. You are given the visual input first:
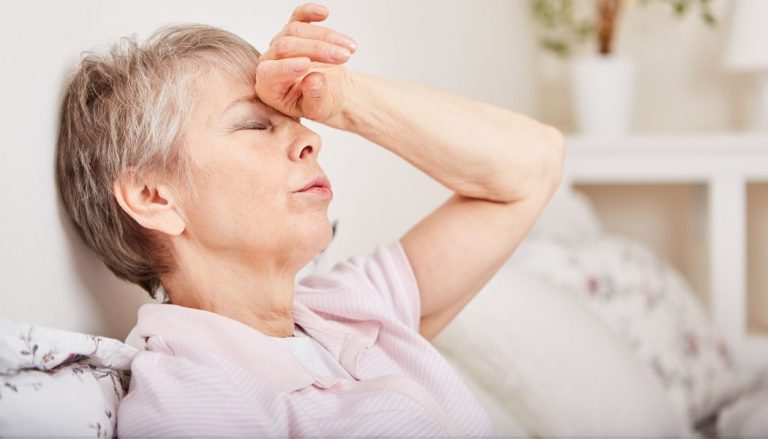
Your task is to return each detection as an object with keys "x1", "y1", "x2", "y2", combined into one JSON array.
[{"x1": 135, "y1": 299, "x2": 379, "y2": 392}]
